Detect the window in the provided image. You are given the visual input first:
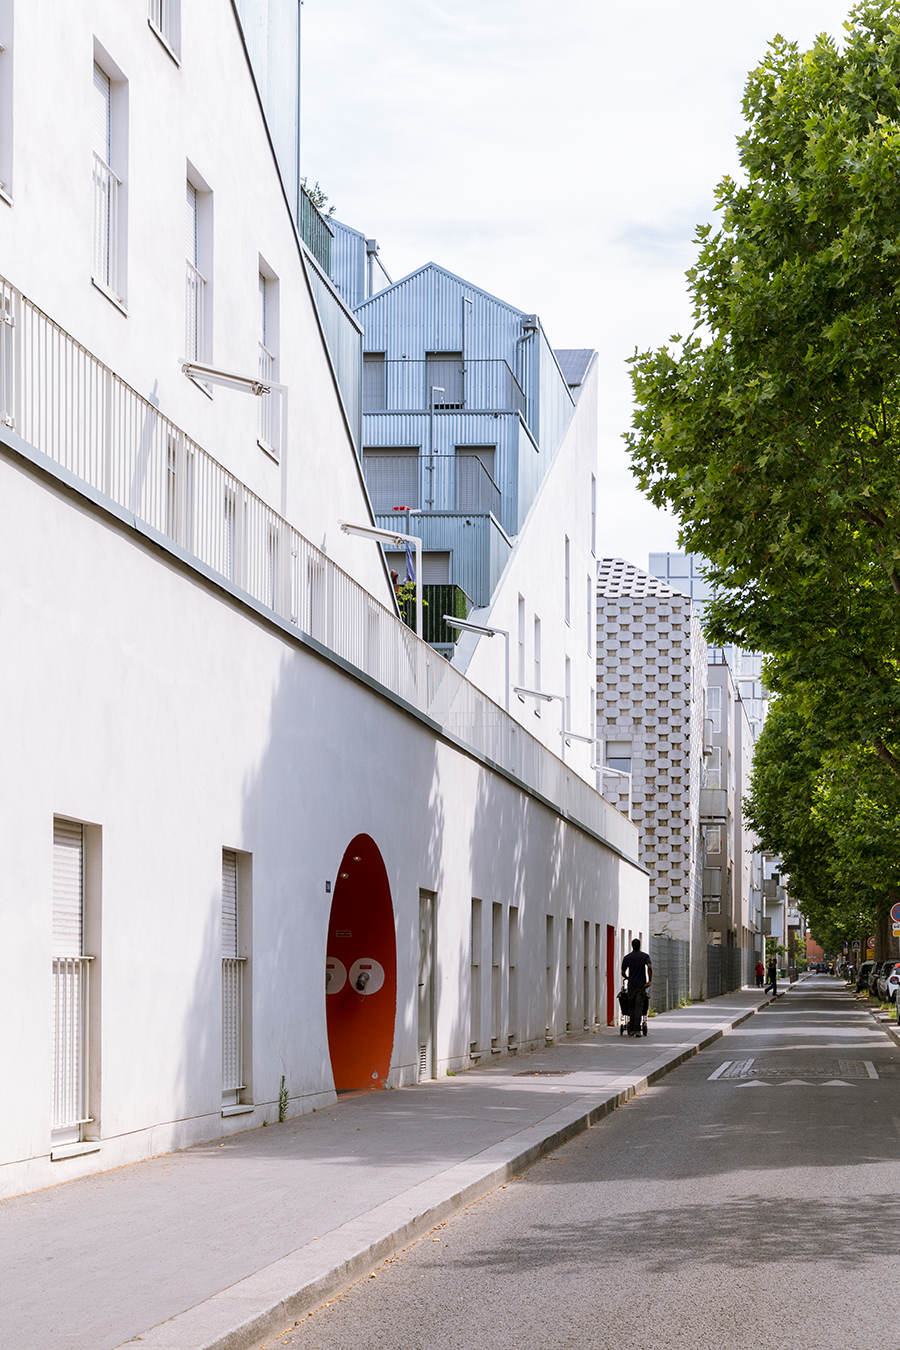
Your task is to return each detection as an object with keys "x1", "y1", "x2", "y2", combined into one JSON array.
[
  {"x1": 705, "y1": 825, "x2": 722, "y2": 856},
  {"x1": 0, "y1": 0, "x2": 13, "y2": 197},
  {"x1": 148, "y1": 0, "x2": 181, "y2": 60},
  {"x1": 470, "y1": 898, "x2": 482, "y2": 1056},
  {"x1": 564, "y1": 536, "x2": 570, "y2": 625},
  {"x1": 52, "y1": 818, "x2": 96, "y2": 1147},
  {"x1": 707, "y1": 685, "x2": 722, "y2": 733},
  {"x1": 533, "y1": 616, "x2": 541, "y2": 694},
  {"x1": 590, "y1": 474, "x2": 596, "y2": 556},
  {"x1": 426, "y1": 351, "x2": 463, "y2": 408},
  {"x1": 456, "y1": 447, "x2": 496, "y2": 513},
  {"x1": 565, "y1": 655, "x2": 571, "y2": 731},
  {"x1": 363, "y1": 353, "x2": 386, "y2": 411},
  {"x1": 704, "y1": 745, "x2": 723, "y2": 789},
  {"x1": 384, "y1": 549, "x2": 449, "y2": 584},
  {"x1": 363, "y1": 449, "x2": 419, "y2": 513},
  {"x1": 517, "y1": 595, "x2": 525, "y2": 686},
  {"x1": 587, "y1": 574, "x2": 593, "y2": 656},
  {"x1": 258, "y1": 268, "x2": 280, "y2": 459},
  {"x1": 92, "y1": 54, "x2": 127, "y2": 305},
  {"x1": 605, "y1": 740, "x2": 632, "y2": 773},
  {"x1": 185, "y1": 167, "x2": 212, "y2": 367},
  {"x1": 222, "y1": 849, "x2": 250, "y2": 1113}
]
